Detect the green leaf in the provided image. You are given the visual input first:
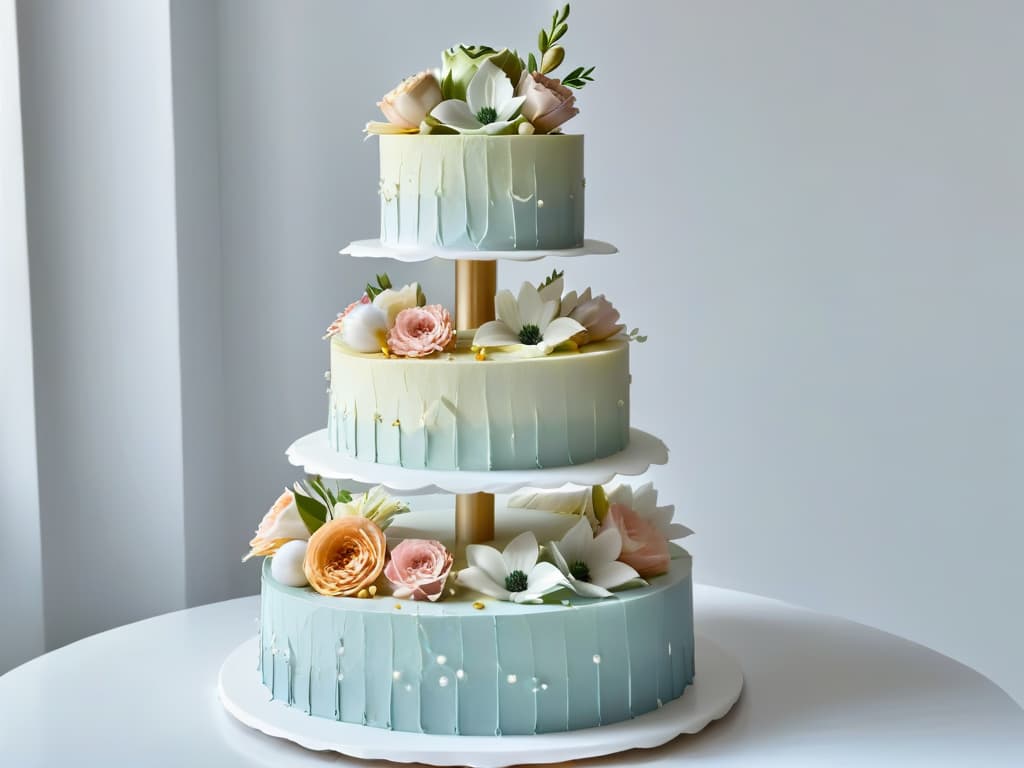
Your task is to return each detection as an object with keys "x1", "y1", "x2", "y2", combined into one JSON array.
[
  {"x1": 294, "y1": 491, "x2": 328, "y2": 535},
  {"x1": 550, "y1": 23, "x2": 568, "y2": 44},
  {"x1": 335, "y1": 488, "x2": 353, "y2": 504},
  {"x1": 378, "y1": 273, "x2": 392, "y2": 290},
  {"x1": 539, "y1": 268, "x2": 564, "y2": 289},
  {"x1": 560, "y1": 4, "x2": 571, "y2": 24},
  {"x1": 527, "y1": 52, "x2": 538, "y2": 72},
  {"x1": 538, "y1": 28, "x2": 549, "y2": 52}
]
